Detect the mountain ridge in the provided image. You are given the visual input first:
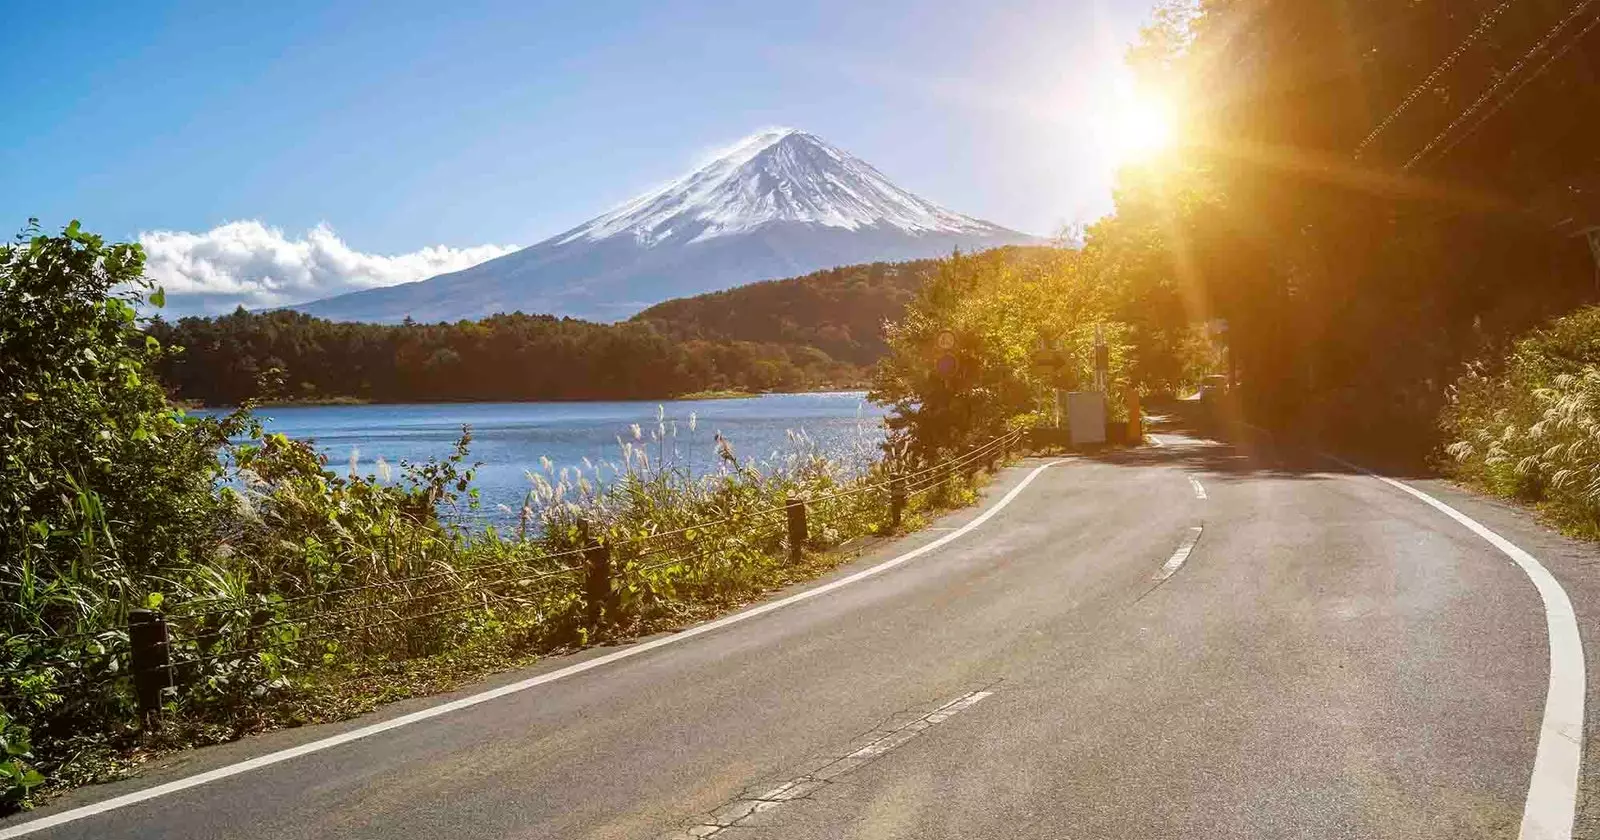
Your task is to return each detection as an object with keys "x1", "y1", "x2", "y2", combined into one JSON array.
[{"x1": 293, "y1": 129, "x2": 1037, "y2": 323}]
